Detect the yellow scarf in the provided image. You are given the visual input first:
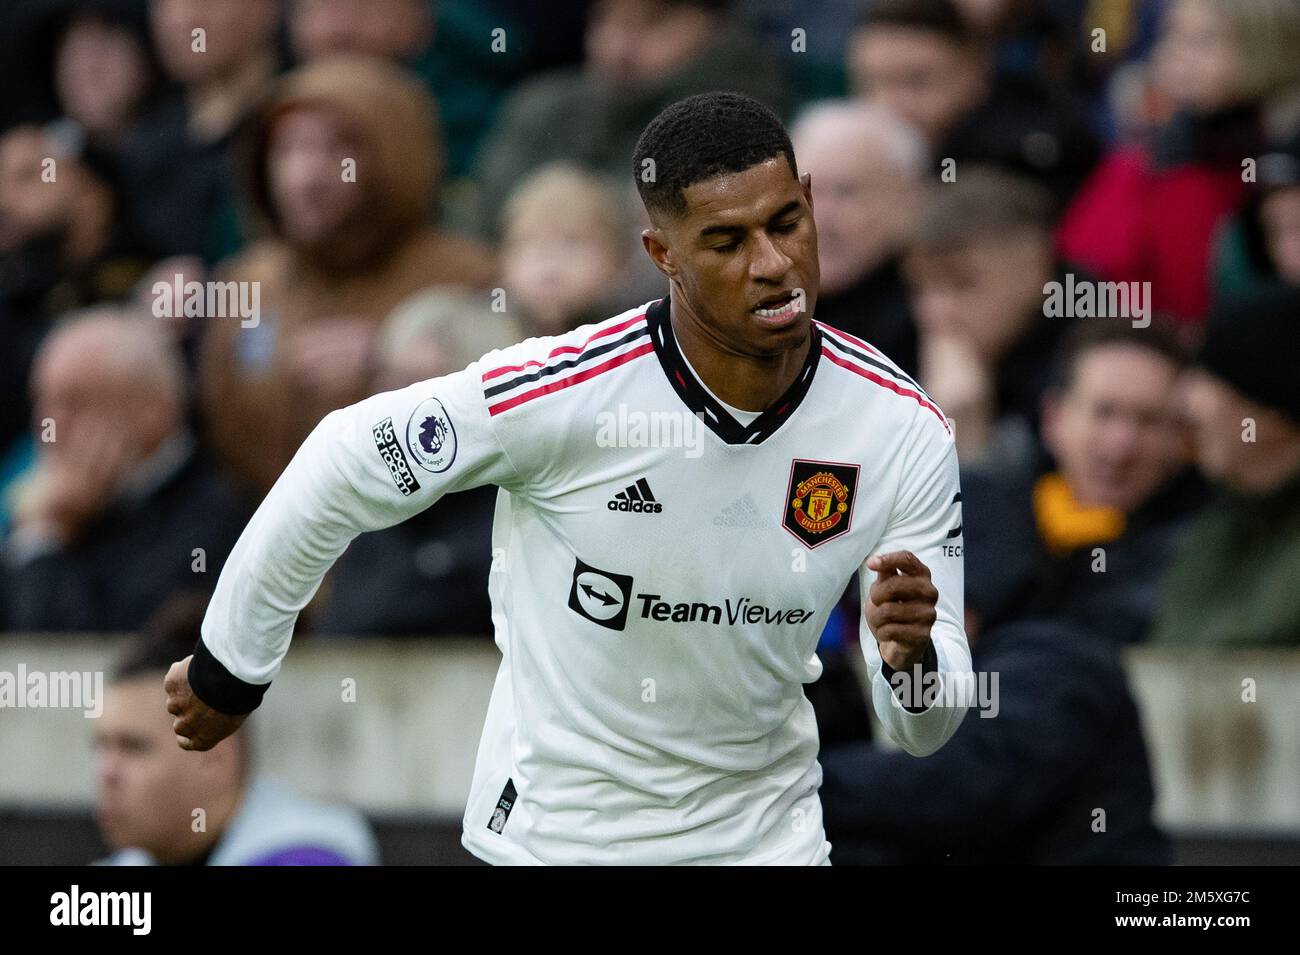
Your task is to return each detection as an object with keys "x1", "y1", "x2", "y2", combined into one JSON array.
[{"x1": 1033, "y1": 473, "x2": 1127, "y2": 555}]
